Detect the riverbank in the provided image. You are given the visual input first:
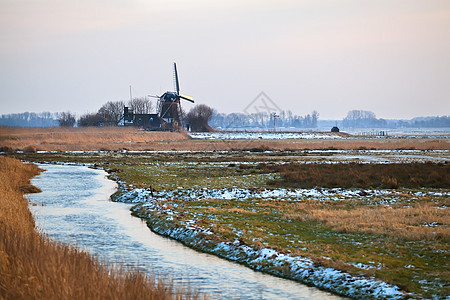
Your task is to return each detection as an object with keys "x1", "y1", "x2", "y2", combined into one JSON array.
[
  {"x1": 0, "y1": 156, "x2": 201, "y2": 299},
  {"x1": 120, "y1": 191, "x2": 406, "y2": 299},
  {"x1": 28, "y1": 163, "x2": 341, "y2": 299},
  {"x1": 100, "y1": 151, "x2": 449, "y2": 299}
]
